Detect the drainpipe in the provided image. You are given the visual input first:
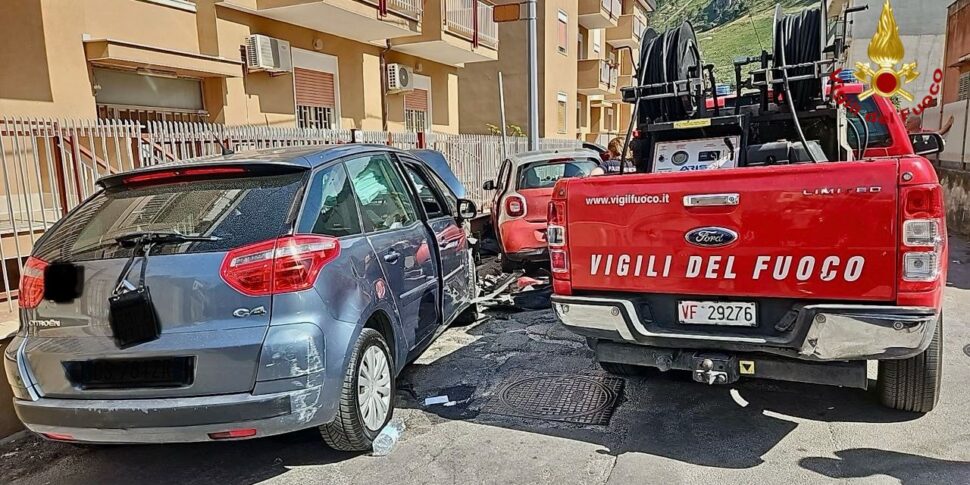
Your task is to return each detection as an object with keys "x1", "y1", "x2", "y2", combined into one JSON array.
[{"x1": 380, "y1": 40, "x2": 392, "y2": 132}]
